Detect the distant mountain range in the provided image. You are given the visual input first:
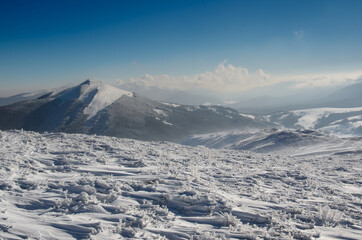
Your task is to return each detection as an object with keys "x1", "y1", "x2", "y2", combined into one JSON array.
[
  {"x1": 119, "y1": 85, "x2": 222, "y2": 106},
  {"x1": 319, "y1": 81, "x2": 362, "y2": 108},
  {"x1": 0, "y1": 80, "x2": 266, "y2": 142},
  {"x1": 1, "y1": 79, "x2": 362, "y2": 142},
  {"x1": 0, "y1": 90, "x2": 50, "y2": 107},
  {"x1": 229, "y1": 80, "x2": 362, "y2": 114}
]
